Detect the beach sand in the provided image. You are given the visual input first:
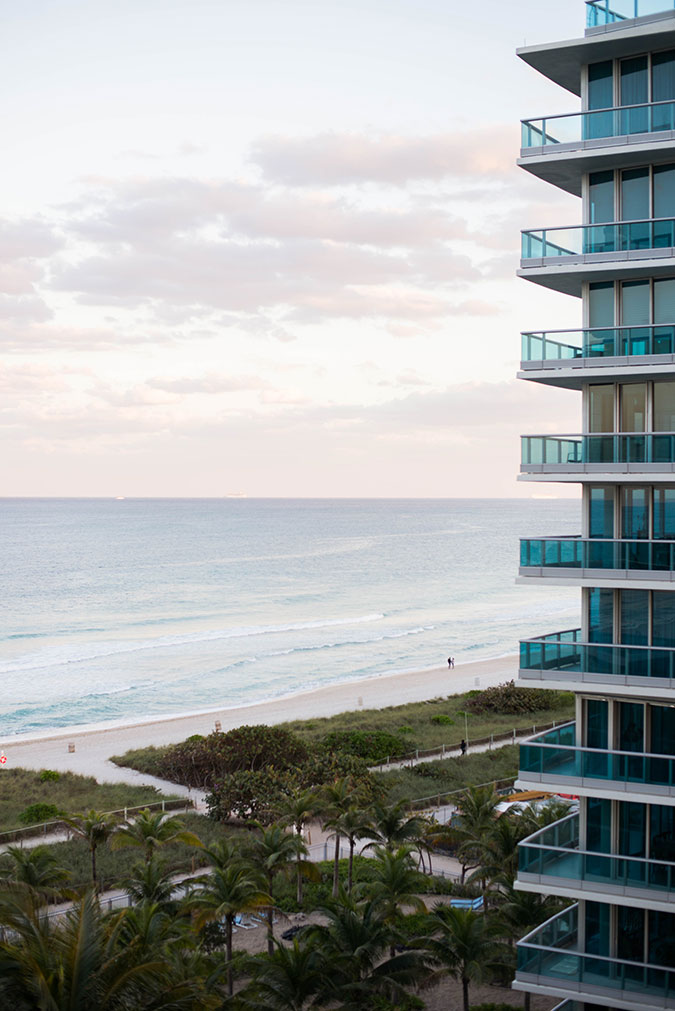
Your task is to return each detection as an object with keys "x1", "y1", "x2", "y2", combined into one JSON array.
[{"x1": 0, "y1": 654, "x2": 517, "y2": 788}]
